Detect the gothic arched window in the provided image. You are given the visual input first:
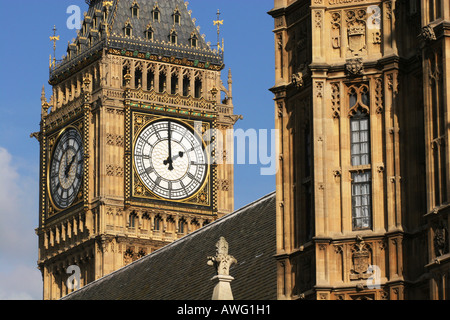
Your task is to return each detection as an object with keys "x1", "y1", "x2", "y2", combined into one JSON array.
[
  {"x1": 173, "y1": 8, "x2": 181, "y2": 25},
  {"x1": 145, "y1": 25, "x2": 154, "y2": 41},
  {"x1": 348, "y1": 84, "x2": 372, "y2": 230},
  {"x1": 152, "y1": 5, "x2": 160, "y2": 22},
  {"x1": 190, "y1": 32, "x2": 198, "y2": 48},
  {"x1": 124, "y1": 20, "x2": 133, "y2": 37},
  {"x1": 131, "y1": 1, "x2": 140, "y2": 18},
  {"x1": 170, "y1": 29, "x2": 178, "y2": 45}
]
